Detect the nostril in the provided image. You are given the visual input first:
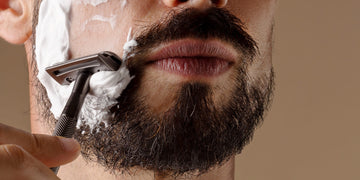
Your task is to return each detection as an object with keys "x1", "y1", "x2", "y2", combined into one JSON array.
[
  {"x1": 0, "y1": 1, "x2": 9, "y2": 10},
  {"x1": 212, "y1": 0, "x2": 227, "y2": 8},
  {"x1": 163, "y1": 0, "x2": 227, "y2": 8},
  {"x1": 177, "y1": 0, "x2": 189, "y2": 6},
  {"x1": 163, "y1": 0, "x2": 185, "y2": 7}
]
